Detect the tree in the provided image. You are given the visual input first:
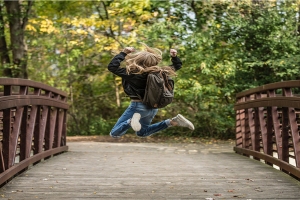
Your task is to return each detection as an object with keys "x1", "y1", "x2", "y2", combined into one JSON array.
[
  {"x1": 26, "y1": 0, "x2": 155, "y2": 135},
  {"x1": 0, "y1": 0, "x2": 33, "y2": 78},
  {"x1": 14, "y1": 0, "x2": 300, "y2": 139}
]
